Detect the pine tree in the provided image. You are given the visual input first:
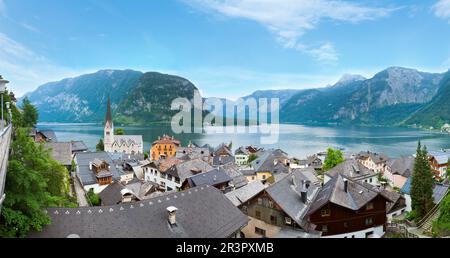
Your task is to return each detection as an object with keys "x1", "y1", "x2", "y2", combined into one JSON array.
[{"x1": 411, "y1": 141, "x2": 435, "y2": 220}]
